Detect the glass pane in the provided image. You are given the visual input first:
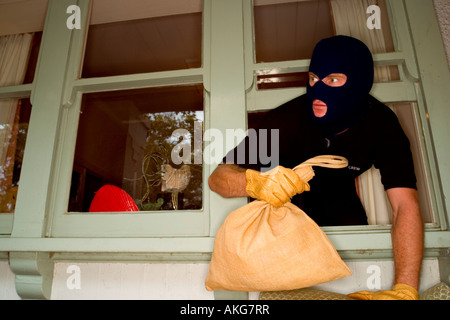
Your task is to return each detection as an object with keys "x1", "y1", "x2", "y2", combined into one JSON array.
[
  {"x1": 82, "y1": 0, "x2": 203, "y2": 78},
  {"x1": 330, "y1": 0, "x2": 395, "y2": 54},
  {"x1": 22, "y1": 32, "x2": 43, "y2": 85},
  {"x1": 253, "y1": 0, "x2": 334, "y2": 63},
  {"x1": 0, "y1": 32, "x2": 42, "y2": 87},
  {"x1": 257, "y1": 72, "x2": 309, "y2": 90},
  {"x1": 69, "y1": 85, "x2": 204, "y2": 212},
  {"x1": 0, "y1": 0, "x2": 48, "y2": 36},
  {"x1": 253, "y1": 0, "x2": 398, "y2": 89},
  {"x1": 0, "y1": 0, "x2": 47, "y2": 87},
  {"x1": 0, "y1": 98, "x2": 32, "y2": 213},
  {"x1": 256, "y1": 65, "x2": 400, "y2": 90}
]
